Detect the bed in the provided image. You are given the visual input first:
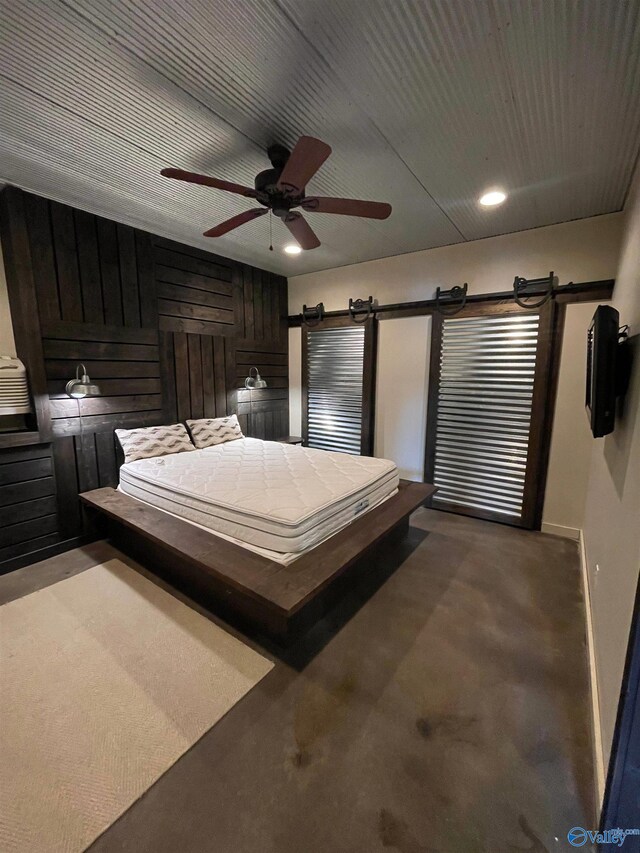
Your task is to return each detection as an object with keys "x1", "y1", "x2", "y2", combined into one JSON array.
[
  {"x1": 118, "y1": 437, "x2": 400, "y2": 563},
  {"x1": 81, "y1": 436, "x2": 435, "y2": 641}
]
